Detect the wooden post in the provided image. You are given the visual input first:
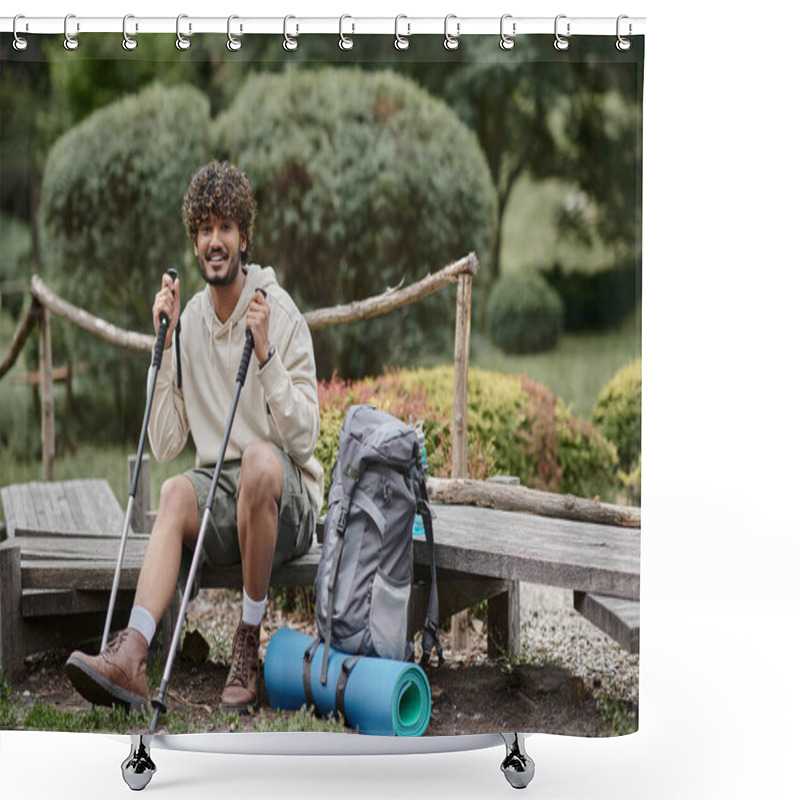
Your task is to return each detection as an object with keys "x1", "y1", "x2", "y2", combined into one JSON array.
[
  {"x1": 487, "y1": 580, "x2": 521, "y2": 660},
  {"x1": 450, "y1": 273, "x2": 472, "y2": 651},
  {"x1": 38, "y1": 305, "x2": 55, "y2": 481},
  {"x1": 0, "y1": 542, "x2": 25, "y2": 681},
  {"x1": 452, "y1": 273, "x2": 472, "y2": 480}
]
